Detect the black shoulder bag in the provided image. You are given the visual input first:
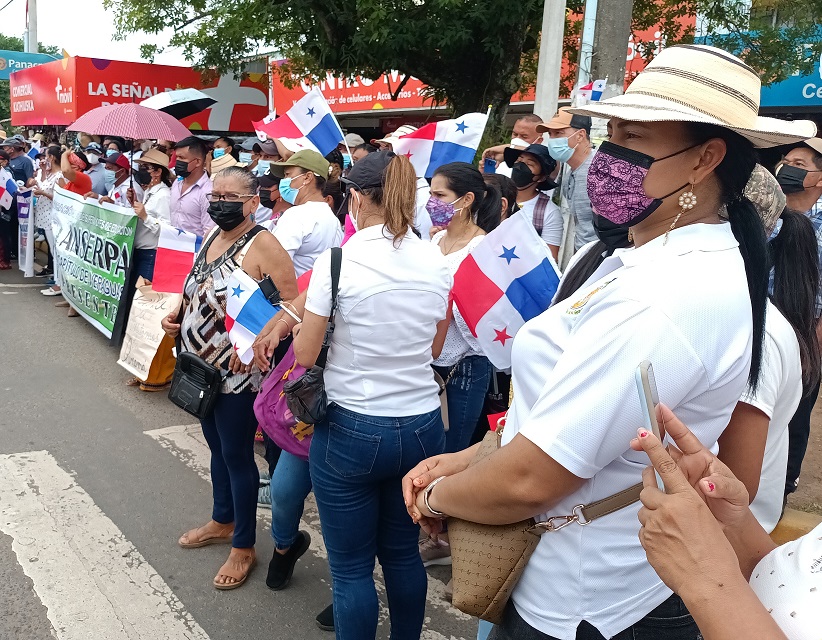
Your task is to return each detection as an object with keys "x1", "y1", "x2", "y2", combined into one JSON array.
[
  {"x1": 168, "y1": 225, "x2": 266, "y2": 419},
  {"x1": 283, "y1": 247, "x2": 342, "y2": 424}
]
